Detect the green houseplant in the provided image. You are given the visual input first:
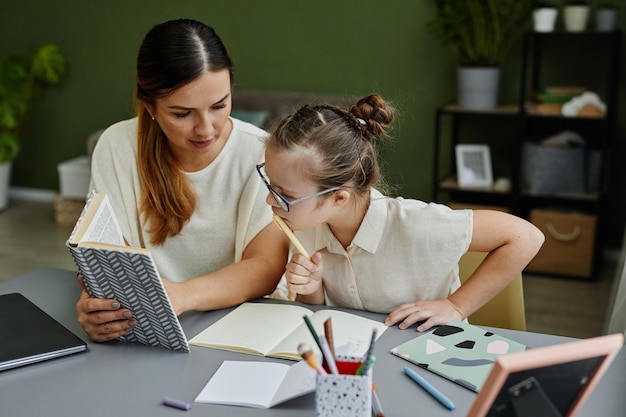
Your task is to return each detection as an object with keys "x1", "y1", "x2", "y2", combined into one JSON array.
[
  {"x1": 0, "y1": 44, "x2": 66, "y2": 210},
  {"x1": 0, "y1": 44, "x2": 65, "y2": 163},
  {"x1": 427, "y1": 0, "x2": 534, "y2": 109}
]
